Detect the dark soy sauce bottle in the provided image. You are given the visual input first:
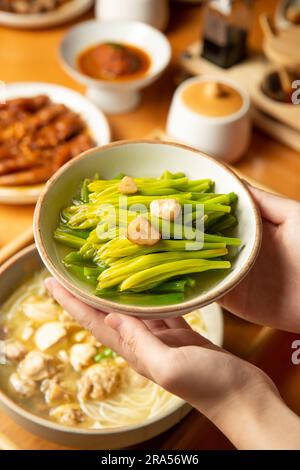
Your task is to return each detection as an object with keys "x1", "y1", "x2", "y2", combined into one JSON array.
[{"x1": 202, "y1": 0, "x2": 252, "y2": 69}]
